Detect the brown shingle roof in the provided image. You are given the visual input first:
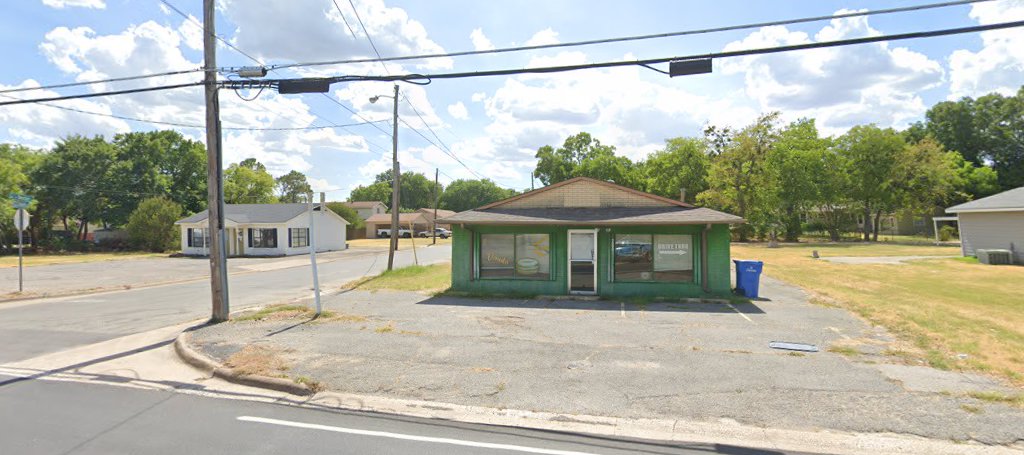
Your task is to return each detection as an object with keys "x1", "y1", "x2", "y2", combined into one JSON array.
[
  {"x1": 439, "y1": 207, "x2": 743, "y2": 225},
  {"x1": 365, "y1": 212, "x2": 428, "y2": 224}
]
